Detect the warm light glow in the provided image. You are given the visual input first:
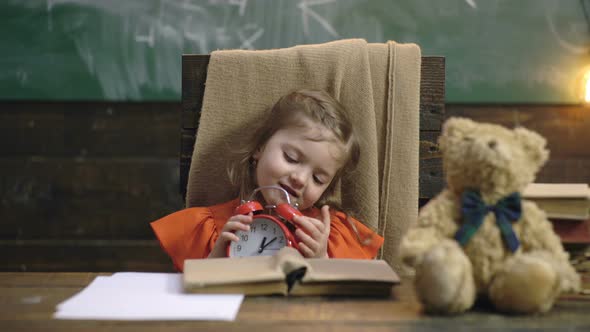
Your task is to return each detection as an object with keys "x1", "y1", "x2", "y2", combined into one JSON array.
[{"x1": 576, "y1": 66, "x2": 590, "y2": 104}]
